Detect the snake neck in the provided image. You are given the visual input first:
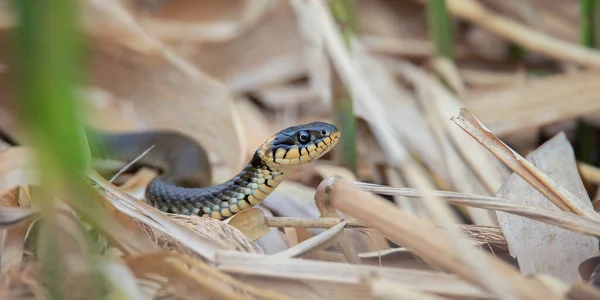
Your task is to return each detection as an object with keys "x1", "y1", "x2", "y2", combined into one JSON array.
[{"x1": 146, "y1": 152, "x2": 292, "y2": 220}]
